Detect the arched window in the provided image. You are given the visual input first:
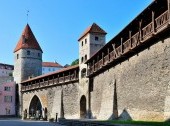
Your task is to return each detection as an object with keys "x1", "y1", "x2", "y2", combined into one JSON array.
[{"x1": 81, "y1": 68, "x2": 86, "y2": 78}]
